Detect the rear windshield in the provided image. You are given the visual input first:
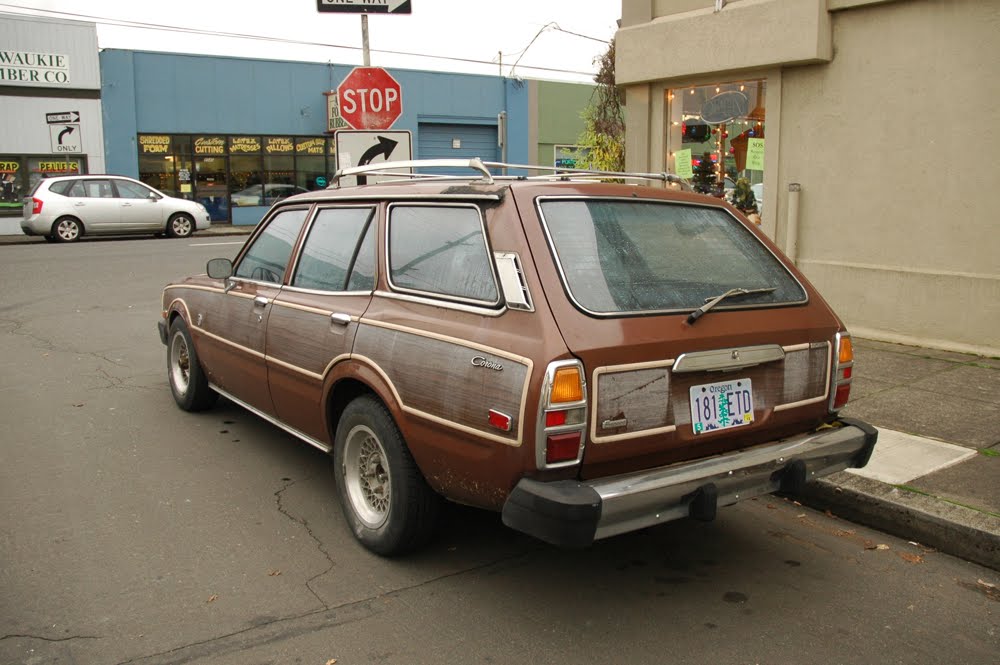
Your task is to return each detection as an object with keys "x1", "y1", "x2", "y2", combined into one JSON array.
[{"x1": 537, "y1": 198, "x2": 806, "y2": 315}]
